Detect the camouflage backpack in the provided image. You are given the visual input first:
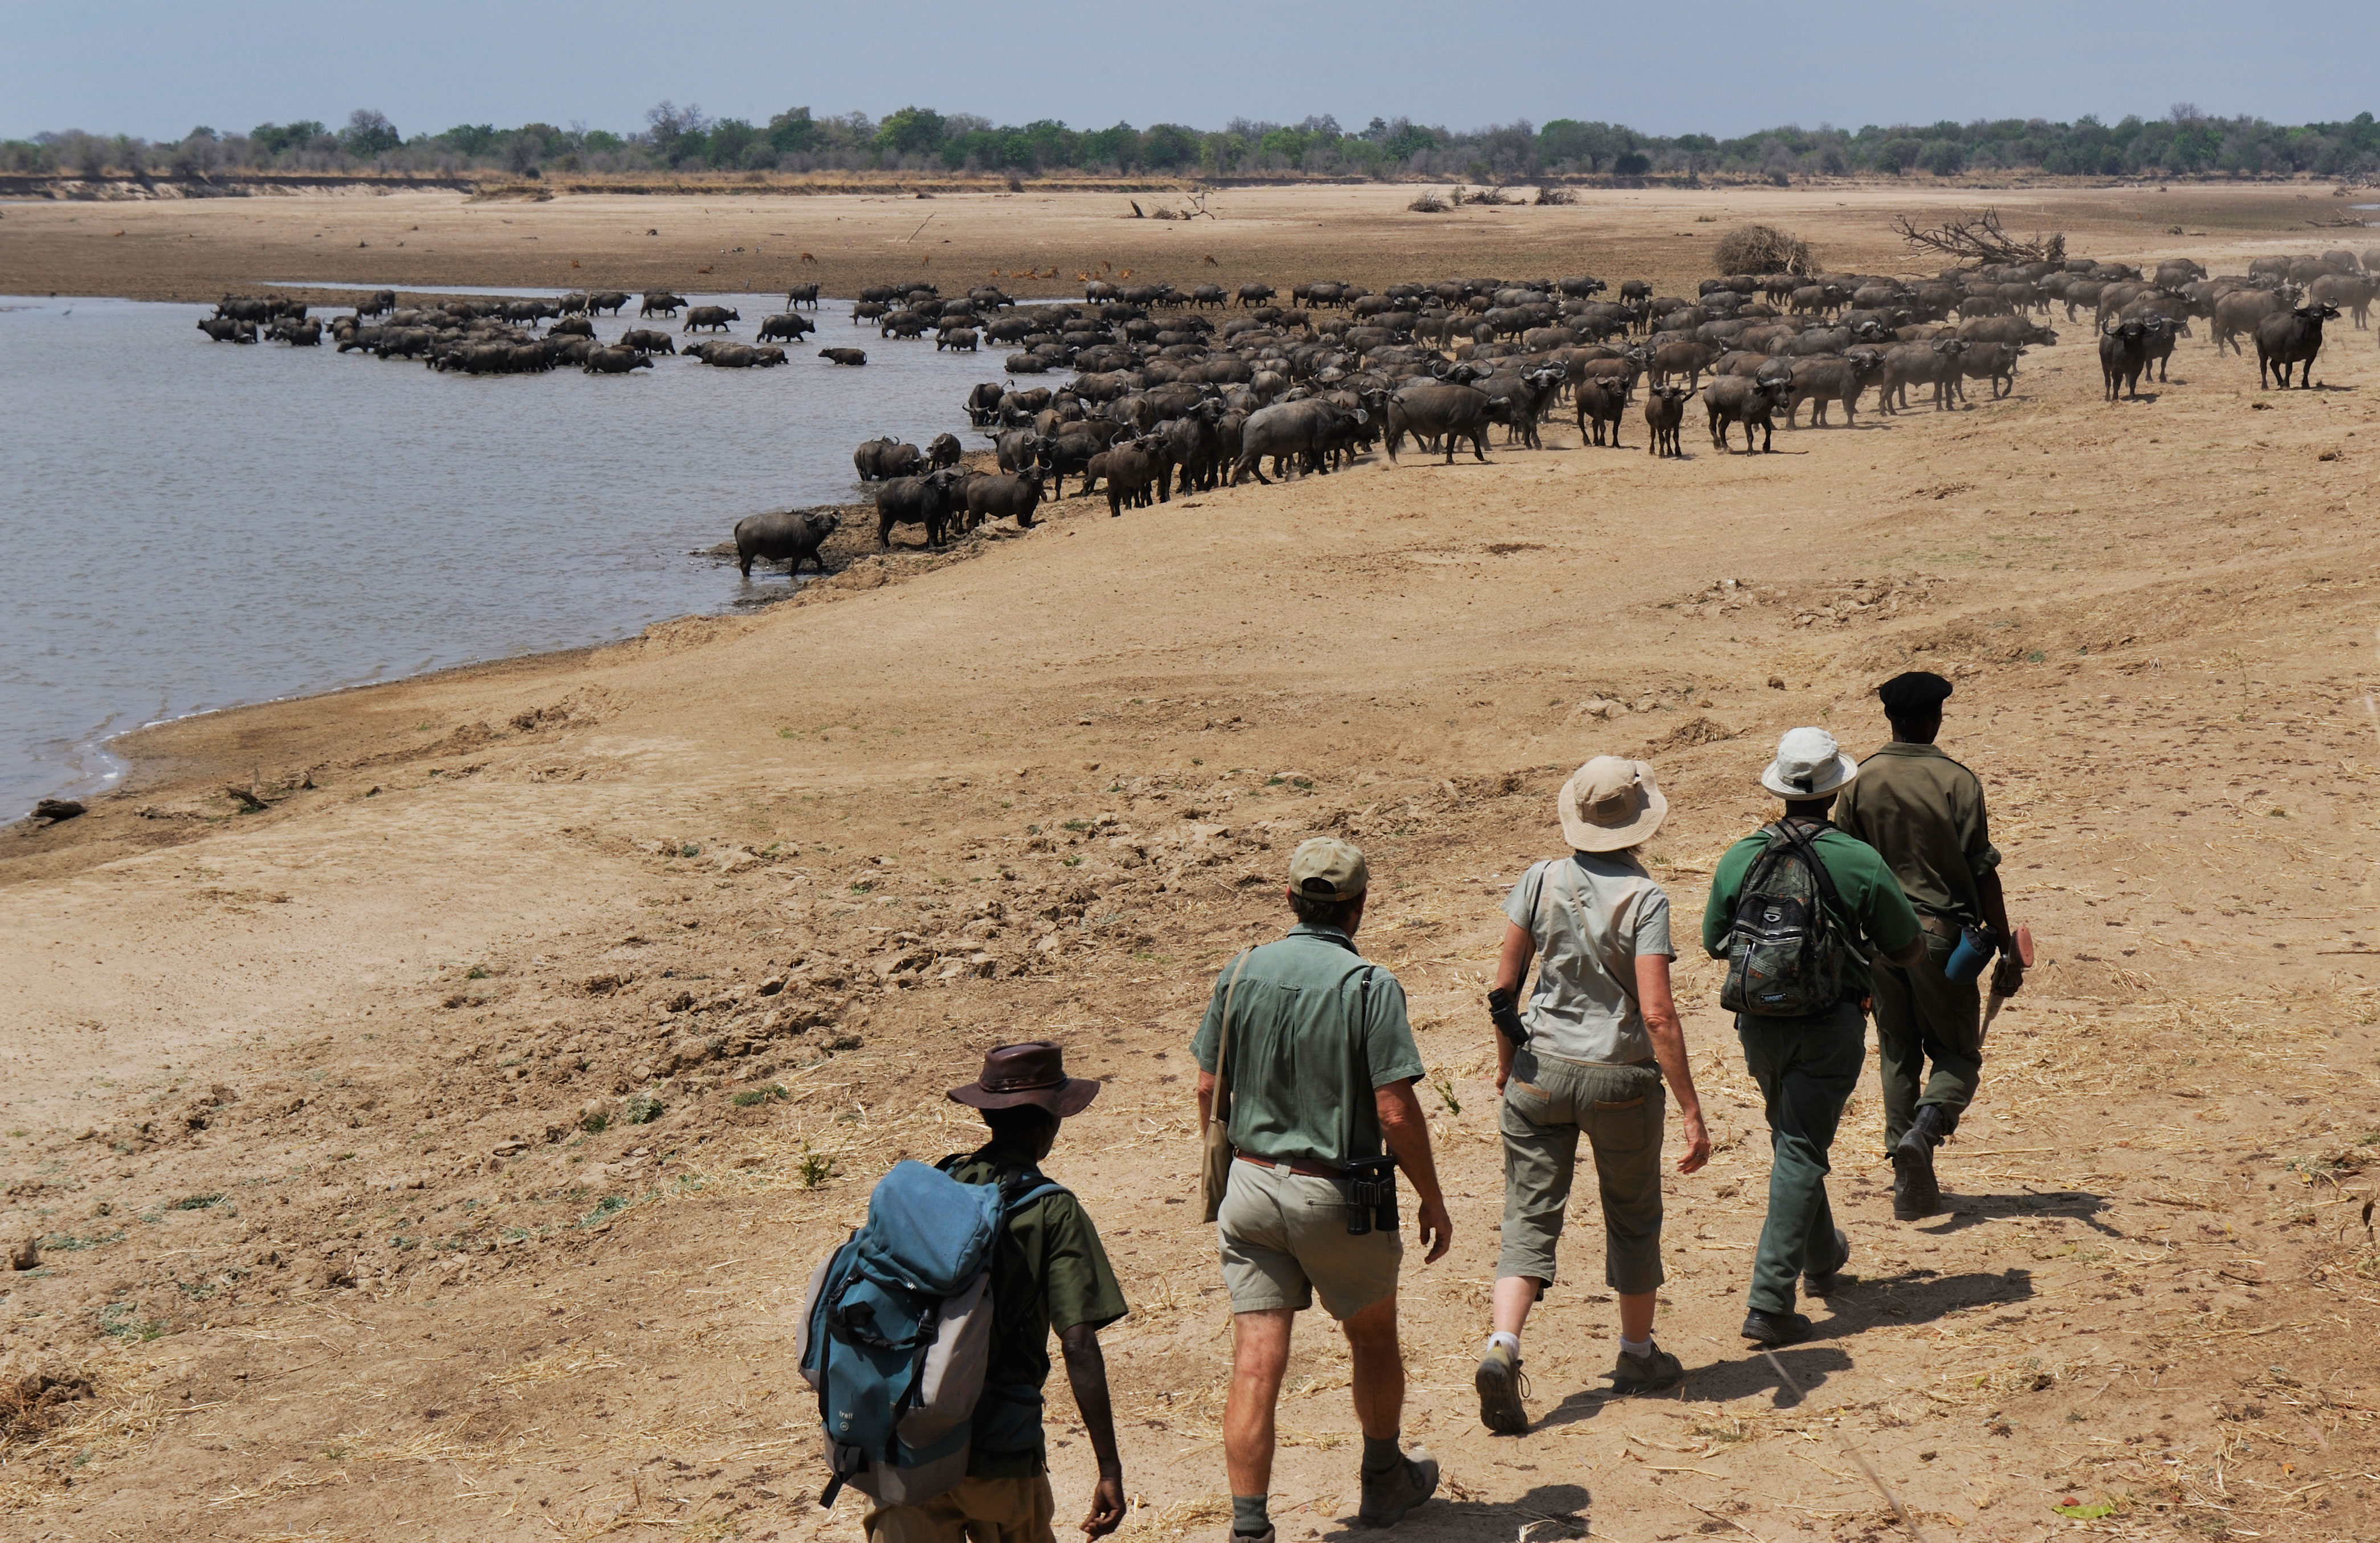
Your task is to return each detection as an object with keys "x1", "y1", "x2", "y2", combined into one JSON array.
[{"x1": 1719, "y1": 820, "x2": 1865, "y2": 1017}]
